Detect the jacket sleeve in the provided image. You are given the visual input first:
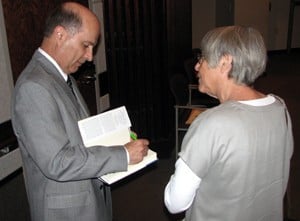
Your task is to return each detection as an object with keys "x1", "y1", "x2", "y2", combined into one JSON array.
[{"x1": 13, "y1": 81, "x2": 128, "y2": 181}]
